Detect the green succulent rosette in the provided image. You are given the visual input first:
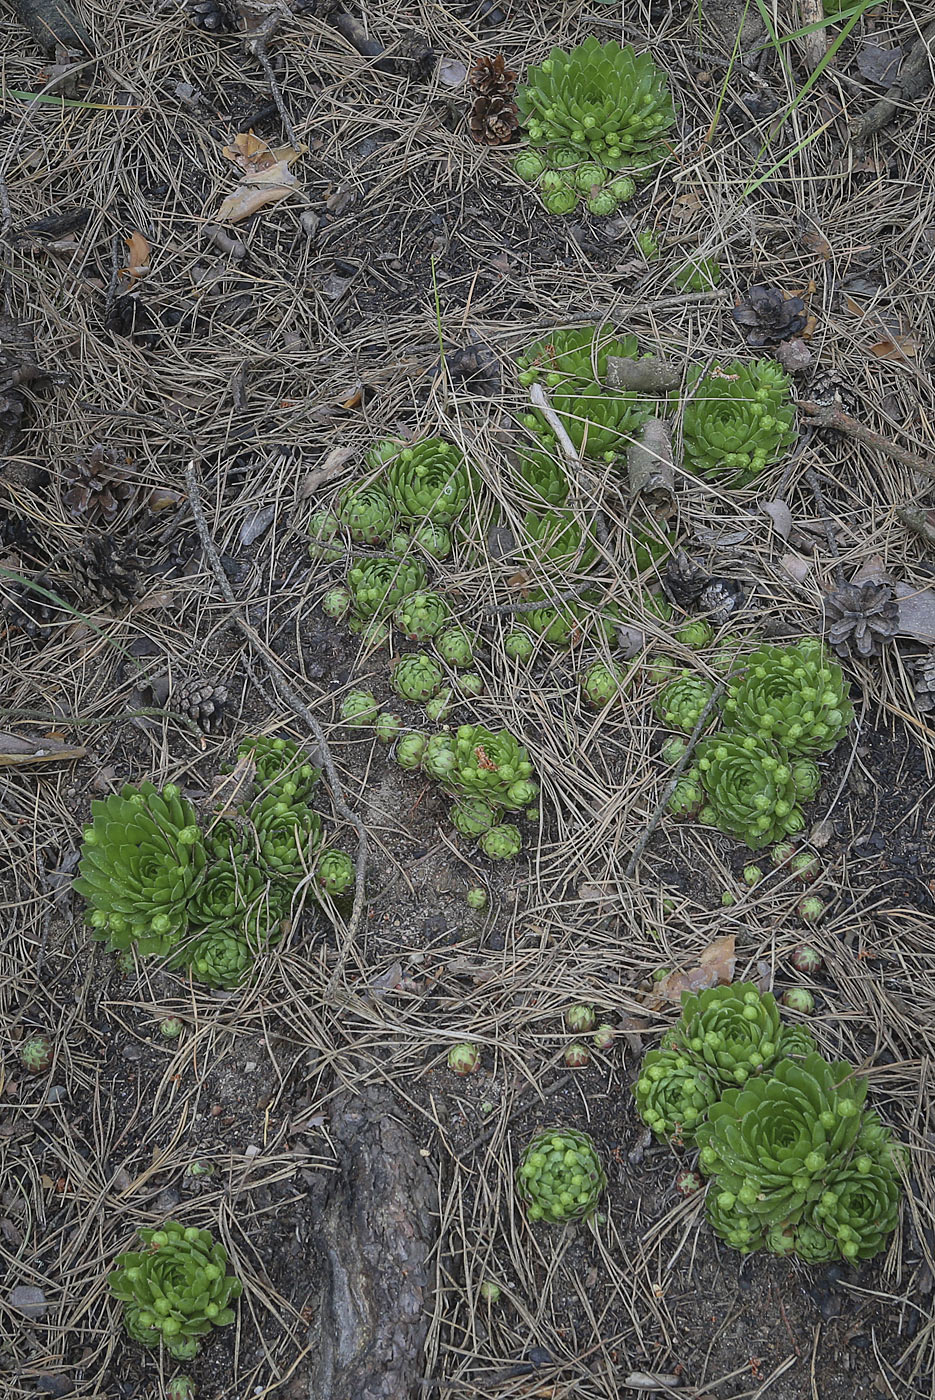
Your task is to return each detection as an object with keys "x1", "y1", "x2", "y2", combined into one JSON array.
[
  {"x1": 580, "y1": 659, "x2": 632, "y2": 706},
  {"x1": 518, "y1": 327, "x2": 651, "y2": 462},
  {"x1": 778, "y1": 1023, "x2": 819, "y2": 1059},
  {"x1": 696, "y1": 733, "x2": 803, "y2": 849},
  {"x1": 435, "y1": 625, "x2": 475, "y2": 668},
  {"x1": 252, "y1": 795, "x2": 322, "y2": 881},
  {"x1": 448, "y1": 725, "x2": 536, "y2": 810},
  {"x1": 791, "y1": 1220, "x2": 840, "y2": 1263},
  {"x1": 807, "y1": 1155, "x2": 901, "y2": 1262},
  {"x1": 721, "y1": 641, "x2": 854, "y2": 756},
  {"x1": 705, "y1": 1189, "x2": 767, "y2": 1254},
  {"x1": 478, "y1": 822, "x2": 522, "y2": 859},
  {"x1": 315, "y1": 847, "x2": 355, "y2": 898},
  {"x1": 672, "y1": 983, "x2": 782, "y2": 1087},
  {"x1": 422, "y1": 733, "x2": 457, "y2": 781},
  {"x1": 516, "y1": 39, "x2": 675, "y2": 168},
  {"x1": 183, "y1": 926, "x2": 256, "y2": 989},
  {"x1": 678, "y1": 358, "x2": 796, "y2": 486},
  {"x1": 394, "y1": 590, "x2": 450, "y2": 641},
  {"x1": 520, "y1": 510, "x2": 598, "y2": 571},
  {"x1": 347, "y1": 556, "x2": 427, "y2": 618},
  {"x1": 236, "y1": 735, "x2": 320, "y2": 805},
  {"x1": 336, "y1": 484, "x2": 395, "y2": 544},
  {"x1": 516, "y1": 1128, "x2": 606, "y2": 1223},
  {"x1": 667, "y1": 772, "x2": 704, "y2": 818},
  {"x1": 109, "y1": 1221, "x2": 242, "y2": 1358},
  {"x1": 370, "y1": 437, "x2": 475, "y2": 525},
  {"x1": 75, "y1": 782, "x2": 206, "y2": 956},
  {"x1": 185, "y1": 859, "x2": 264, "y2": 933},
  {"x1": 517, "y1": 444, "x2": 570, "y2": 507},
  {"x1": 390, "y1": 653, "x2": 444, "y2": 703},
  {"x1": 695, "y1": 1053, "x2": 867, "y2": 1226},
  {"x1": 450, "y1": 796, "x2": 498, "y2": 837},
  {"x1": 633, "y1": 1048, "x2": 719, "y2": 1144},
  {"x1": 653, "y1": 674, "x2": 715, "y2": 733}
]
